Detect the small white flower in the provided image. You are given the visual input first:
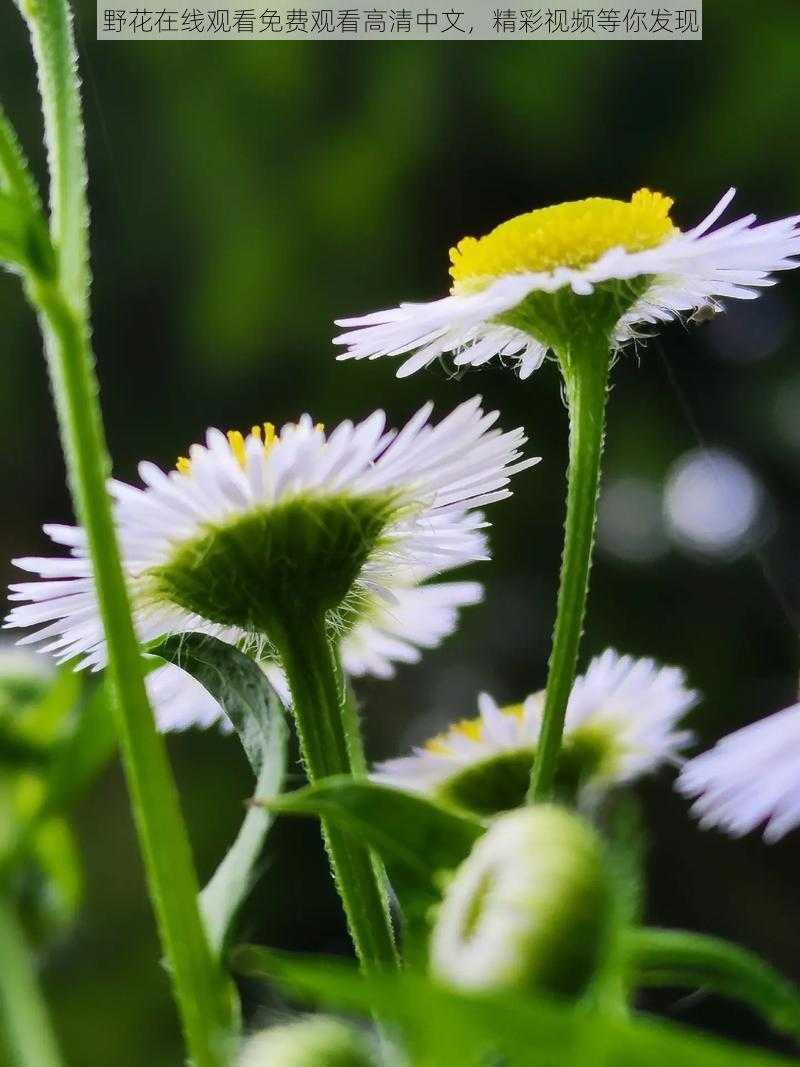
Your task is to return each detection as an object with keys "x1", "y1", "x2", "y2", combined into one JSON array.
[
  {"x1": 6, "y1": 400, "x2": 537, "y2": 732},
  {"x1": 677, "y1": 703, "x2": 800, "y2": 843},
  {"x1": 334, "y1": 189, "x2": 800, "y2": 378},
  {"x1": 374, "y1": 648, "x2": 697, "y2": 801}
]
